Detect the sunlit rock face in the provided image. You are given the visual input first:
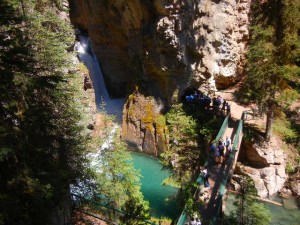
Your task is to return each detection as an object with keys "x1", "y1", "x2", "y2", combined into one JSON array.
[
  {"x1": 69, "y1": 0, "x2": 250, "y2": 99},
  {"x1": 237, "y1": 136, "x2": 288, "y2": 198},
  {"x1": 157, "y1": 0, "x2": 250, "y2": 90}
]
